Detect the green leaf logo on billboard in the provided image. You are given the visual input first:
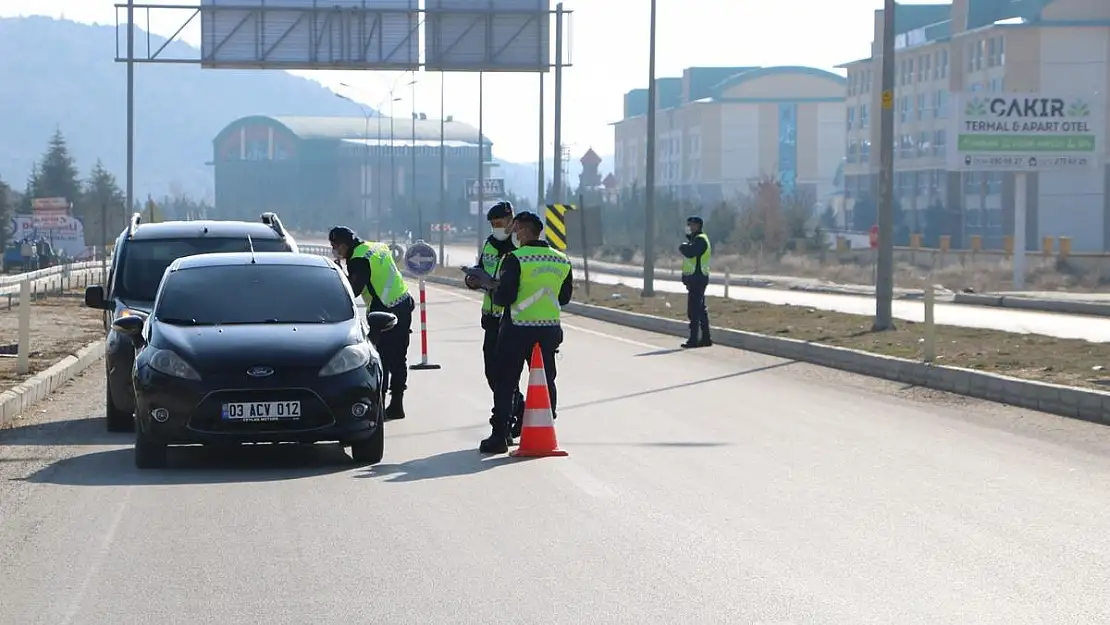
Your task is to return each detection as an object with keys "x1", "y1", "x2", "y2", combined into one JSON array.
[
  {"x1": 1066, "y1": 99, "x2": 1090, "y2": 117},
  {"x1": 964, "y1": 97, "x2": 988, "y2": 117}
]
